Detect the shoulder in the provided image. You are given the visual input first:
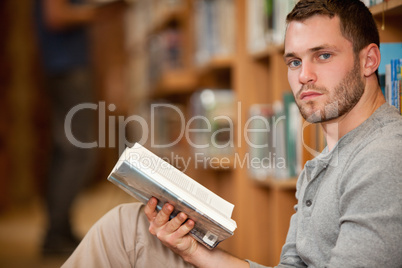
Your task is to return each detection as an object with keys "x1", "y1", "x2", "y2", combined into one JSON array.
[
  {"x1": 349, "y1": 104, "x2": 402, "y2": 168},
  {"x1": 338, "y1": 106, "x2": 402, "y2": 195}
]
